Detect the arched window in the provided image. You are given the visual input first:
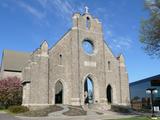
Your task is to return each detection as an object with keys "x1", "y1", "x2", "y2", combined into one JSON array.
[
  {"x1": 84, "y1": 76, "x2": 94, "y2": 104},
  {"x1": 55, "y1": 81, "x2": 63, "y2": 104},
  {"x1": 106, "y1": 85, "x2": 112, "y2": 104},
  {"x1": 108, "y1": 61, "x2": 111, "y2": 70},
  {"x1": 86, "y1": 17, "x2": 91, "y2": 29}
]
